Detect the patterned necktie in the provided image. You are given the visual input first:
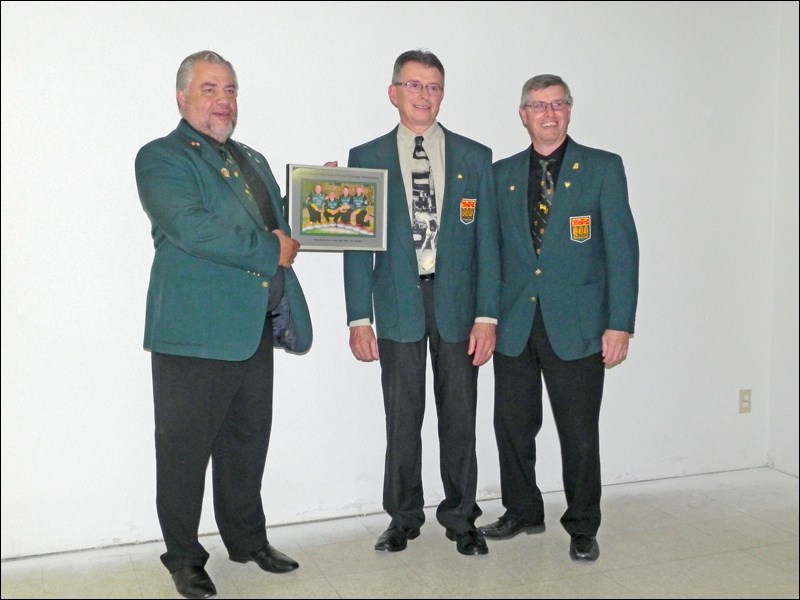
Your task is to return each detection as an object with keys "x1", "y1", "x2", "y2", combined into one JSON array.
[
  {"x1": 222, "y1": 144, "x2": 279, "y2": 231},
  {"x1": 412, "y1": 135, "x2": 438, "y2": 271},
  {"x1": 532, "y1": 158, "x2": 555, "y2": 255},
  {"x1": 220, "y1": 145, "x2": 247, "y2": 192}
]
